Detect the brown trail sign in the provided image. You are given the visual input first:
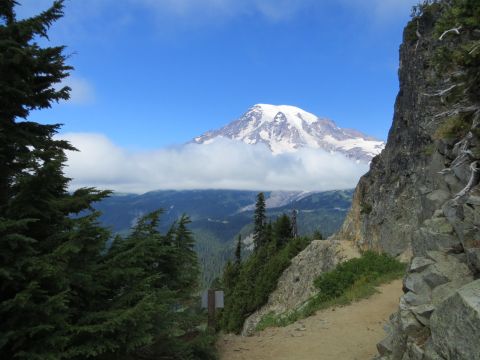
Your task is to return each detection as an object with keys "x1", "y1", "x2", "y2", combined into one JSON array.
[{"x1": 201, "y1": 290, "x2": 224, "y2": 330}]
